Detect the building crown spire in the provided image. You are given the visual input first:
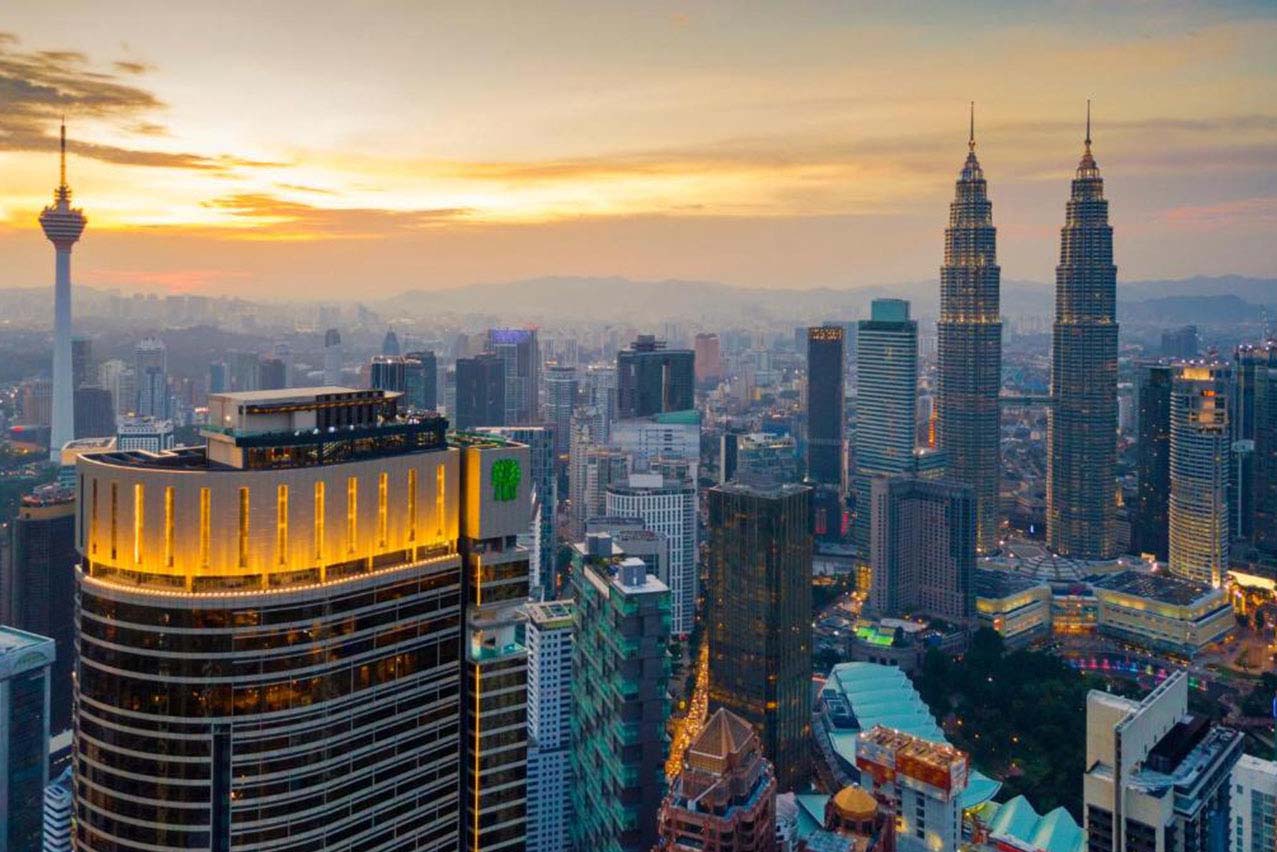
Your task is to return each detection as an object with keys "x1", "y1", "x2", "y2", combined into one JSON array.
[
  {"x1": 1084, "y1": 99, "x2": 1092, "y2": 155},
  {"x1": 60, "y1": 118, "x2": 67, "y2": 189},
  {"x1": 969, "y1": 101, "x2": 975, "y2": 152}
]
